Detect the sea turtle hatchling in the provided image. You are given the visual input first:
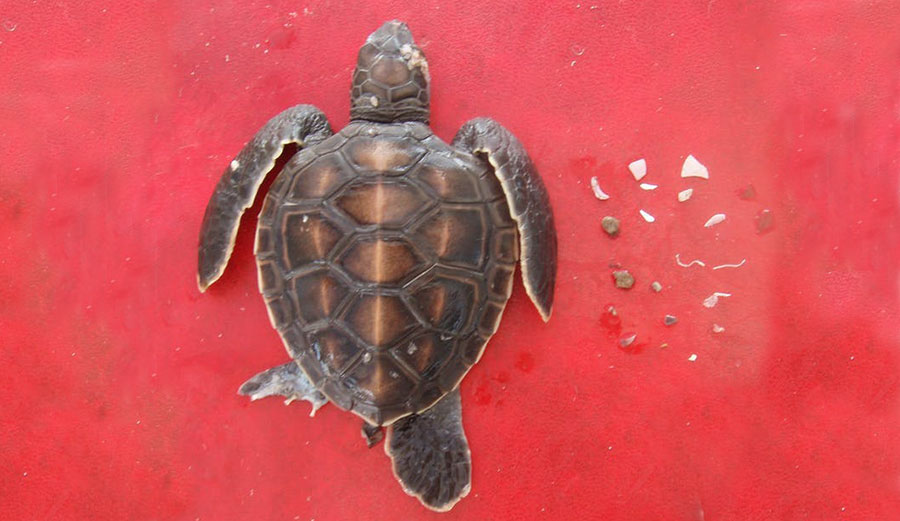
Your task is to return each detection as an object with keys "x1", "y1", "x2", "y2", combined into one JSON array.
[{"x1": 197, "y1": 20, "x2": 556, "y2": 511}]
